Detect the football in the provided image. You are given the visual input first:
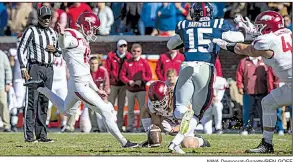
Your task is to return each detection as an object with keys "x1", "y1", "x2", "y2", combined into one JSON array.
[{"x1": 147, "y1": 124, "x2": 162, "y2": 147}]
